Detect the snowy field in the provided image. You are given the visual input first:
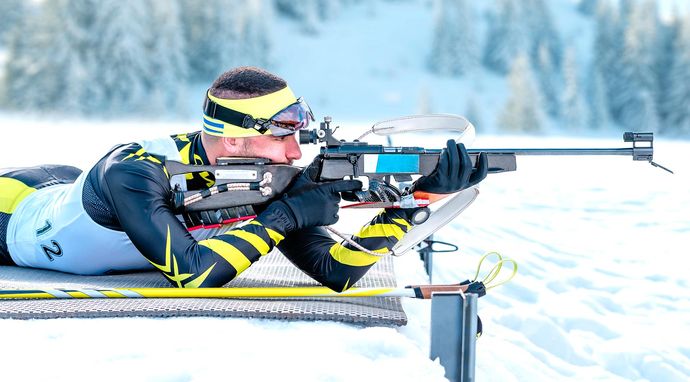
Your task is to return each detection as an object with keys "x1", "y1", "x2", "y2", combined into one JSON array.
[{"x1": 0, "y1": 119, "x2": 688, "y2": 381}]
